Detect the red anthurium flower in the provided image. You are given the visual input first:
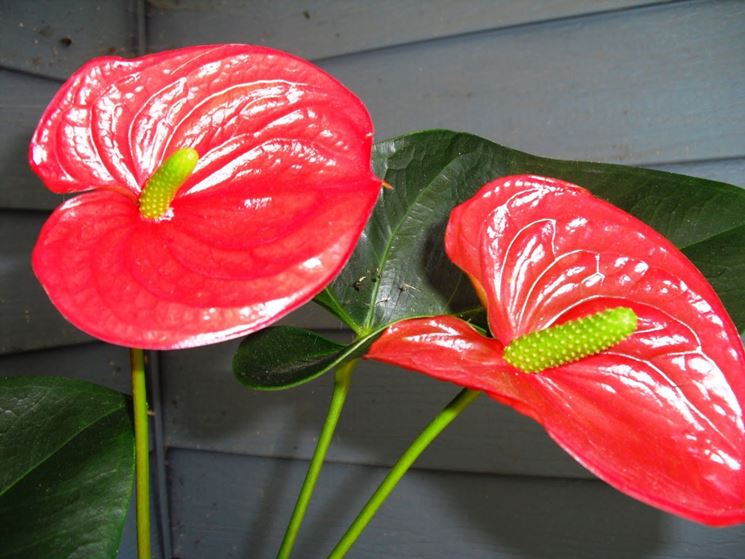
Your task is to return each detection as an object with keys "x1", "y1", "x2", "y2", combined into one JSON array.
[
  {"x1": 368, "y1": 175, "x2": 745, "y2": 526},
  {"x1": 30, "y1": 44, "x2": 381, "y2": 349}
]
